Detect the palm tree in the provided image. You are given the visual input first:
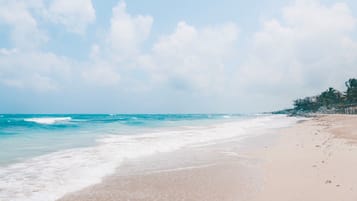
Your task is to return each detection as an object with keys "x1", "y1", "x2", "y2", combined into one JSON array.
[
  {"x1": 345, "y1": 78, "x2": 357, "y2": 104},
  {"x1": 291, "y1": 78, "x2": 357, "y2": 114},
  {"x1": 294, "y1": 96, "x2": 319, "y2": 112},
  {"x1": 317, "y1": 87, "x2": 343, "y2": 108}
]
